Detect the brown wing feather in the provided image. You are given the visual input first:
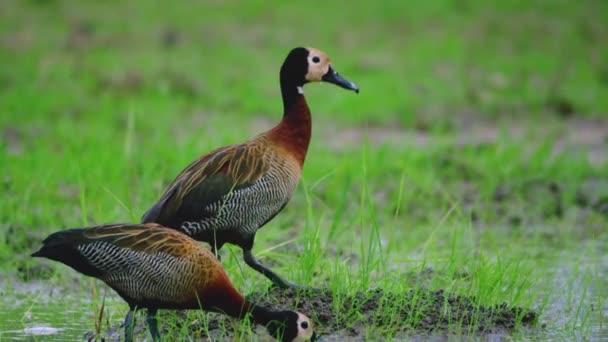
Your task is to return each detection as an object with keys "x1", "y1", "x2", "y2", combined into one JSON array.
[
  {"x1": 84, "y1": 223, "x2": 206, "y2": 258},
  {"x1": 176, "y1": 141, "x2": 270, "y2": 199},
  {"x1": 142, "y1": 138, "x2": 272, "y2": 225}
]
